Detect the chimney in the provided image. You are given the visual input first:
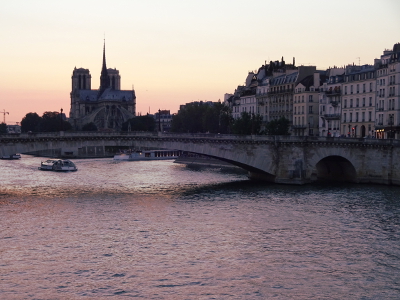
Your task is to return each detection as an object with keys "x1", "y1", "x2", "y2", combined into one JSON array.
[{"x1": 313, "y1": 72, "x2": 320, "y2": 88}]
